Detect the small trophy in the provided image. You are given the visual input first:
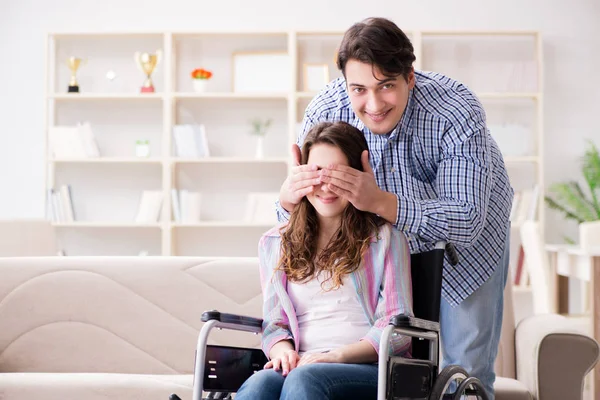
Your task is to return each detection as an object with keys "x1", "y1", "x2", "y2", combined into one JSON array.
[
  {"x1": 67, "y1": 56, "x2": 83, "y2": 93},
  {"x1": 134, "y1": 50, "x2": 162, "y2": 93}
]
